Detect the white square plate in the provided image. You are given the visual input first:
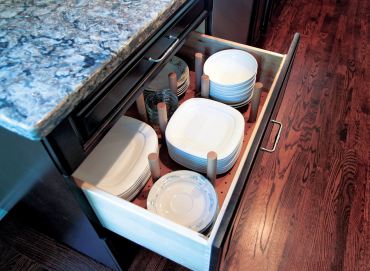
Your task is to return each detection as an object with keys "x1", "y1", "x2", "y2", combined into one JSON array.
[{"x1": 166, "y1": 98, "x2": 244, "y2": 160}]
